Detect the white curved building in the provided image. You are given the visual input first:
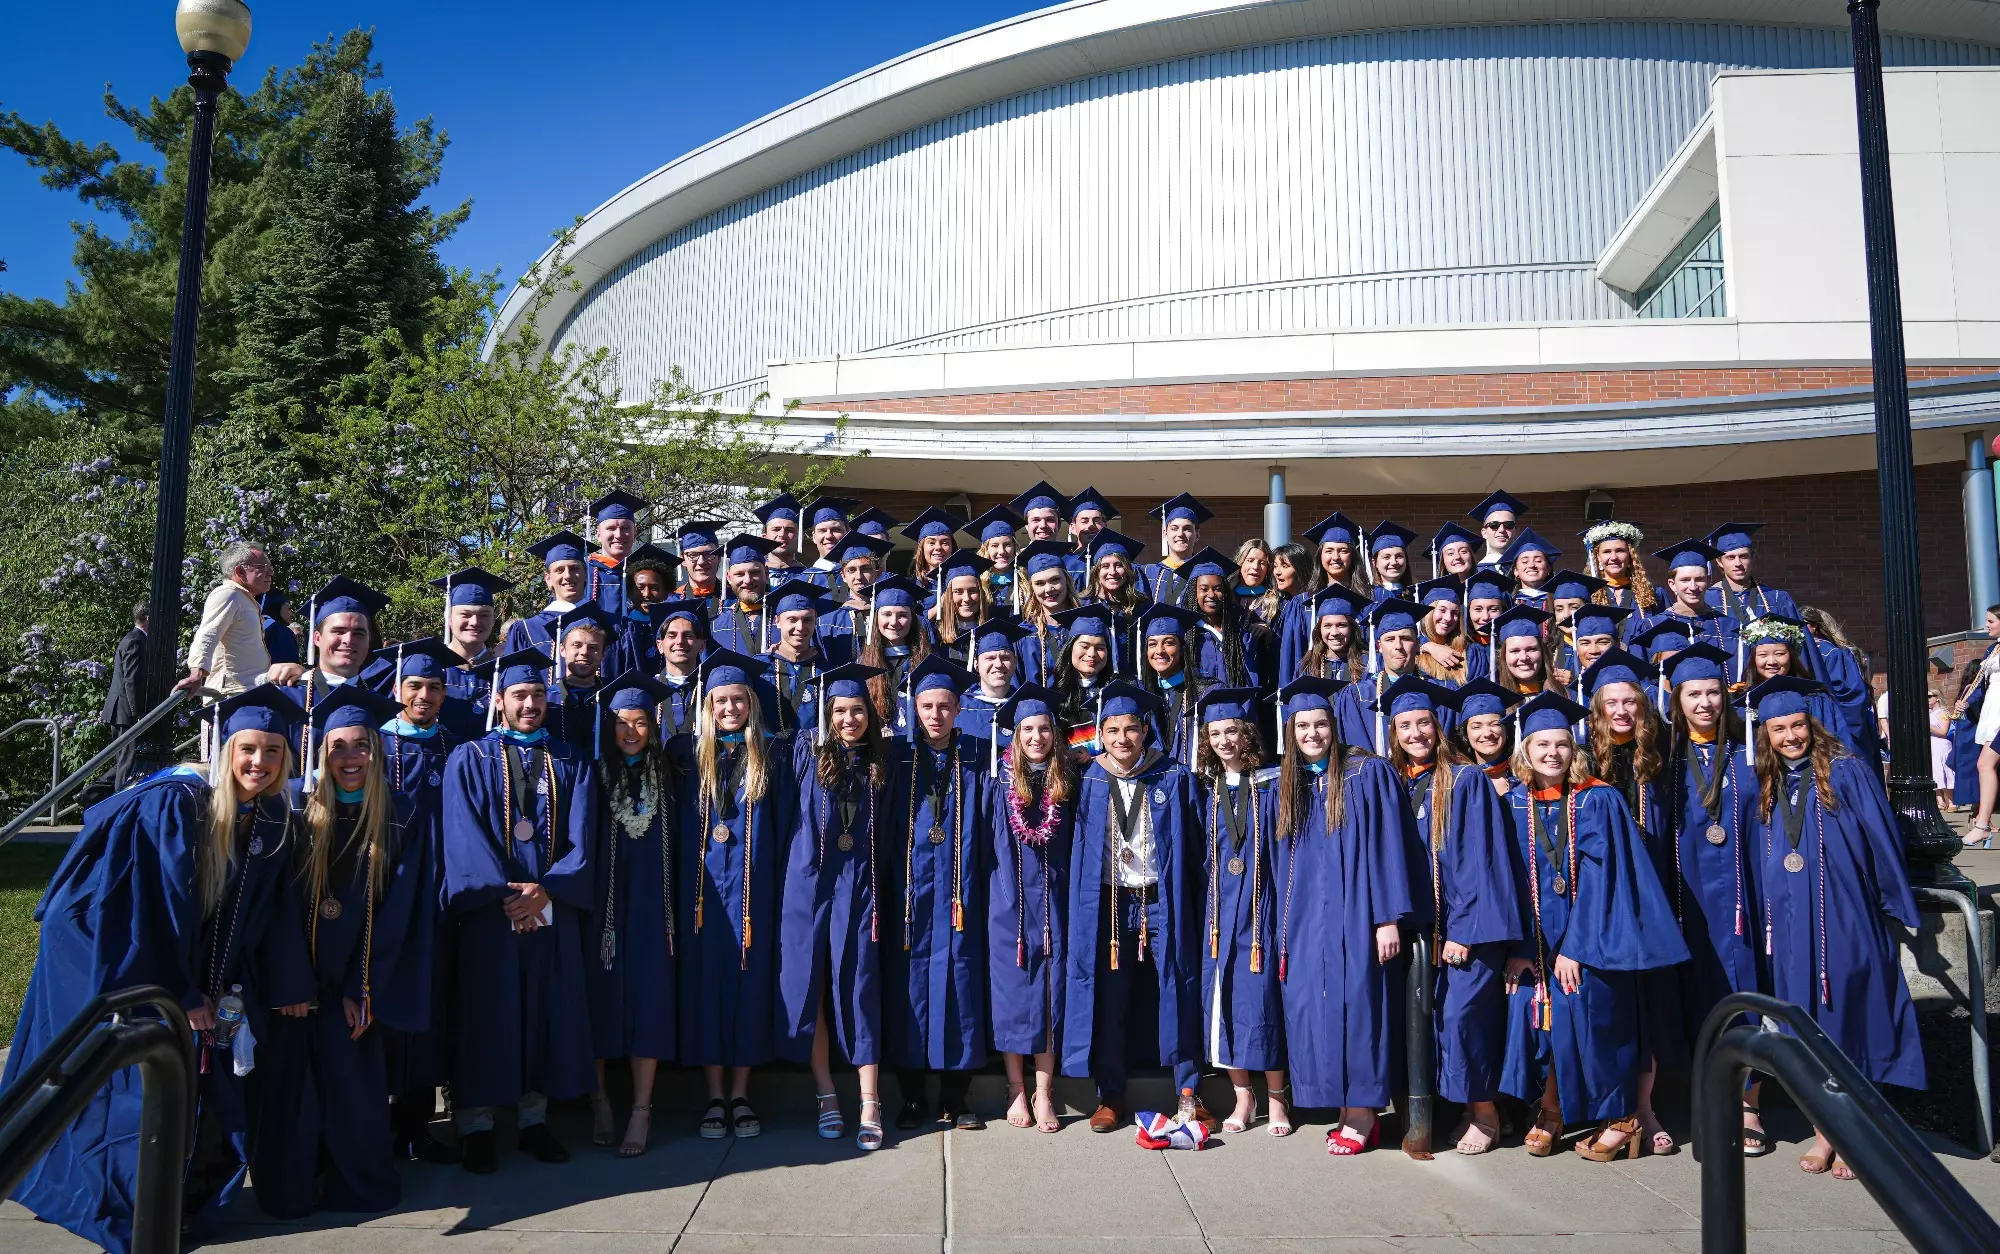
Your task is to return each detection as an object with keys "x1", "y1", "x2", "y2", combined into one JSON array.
[{"x1": 498, "y1": 0, "x2": 2000, "y2": 652}]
